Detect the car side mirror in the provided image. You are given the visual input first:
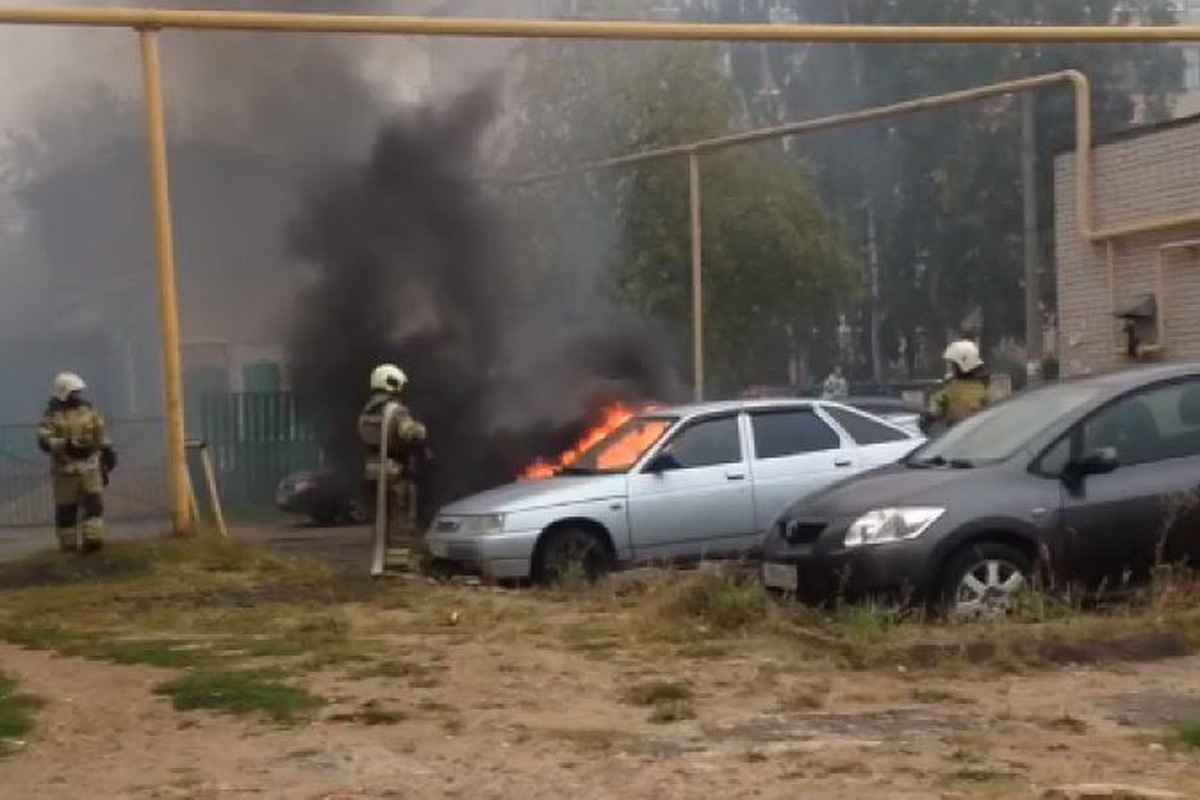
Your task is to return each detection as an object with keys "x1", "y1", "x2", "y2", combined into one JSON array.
[
  {"x1": 643, "y1": 453, "x2": 680, "y2": 474},
  {"x1": 1075, "y1": 446, "x2": 1119, "y2": 476}
]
